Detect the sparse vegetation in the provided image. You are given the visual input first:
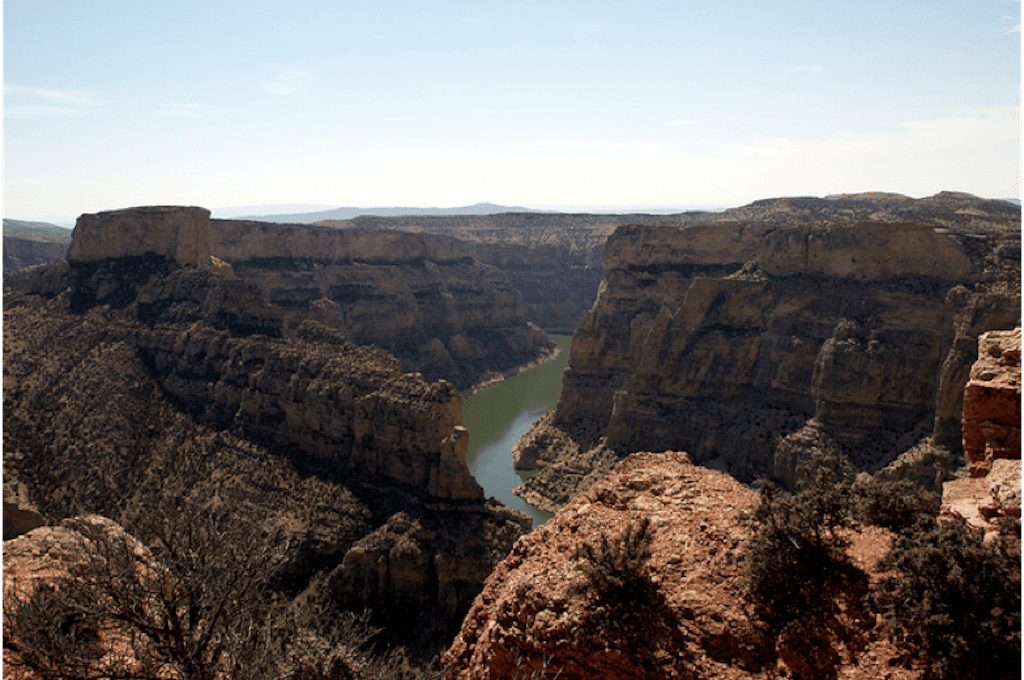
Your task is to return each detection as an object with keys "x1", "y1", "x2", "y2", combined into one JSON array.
[
  {"x1": 741, "y1": 474, "x2": 862, "y2": 629},
  {"x1": 572, "y1": 517, "x2": 656, "y2": 606},
  {"x1": 851, "y1": 475, "x2": 942, "y2": 532},
  {"x1": 873, "y1": 517, "x2": 1021, "y2": 680},
  {"x1": 569, "y1": 517, "x2": 695, "y2": 679},
  {"x1": 2, "y1": 500, "x2": 441, "y2": 680}
]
